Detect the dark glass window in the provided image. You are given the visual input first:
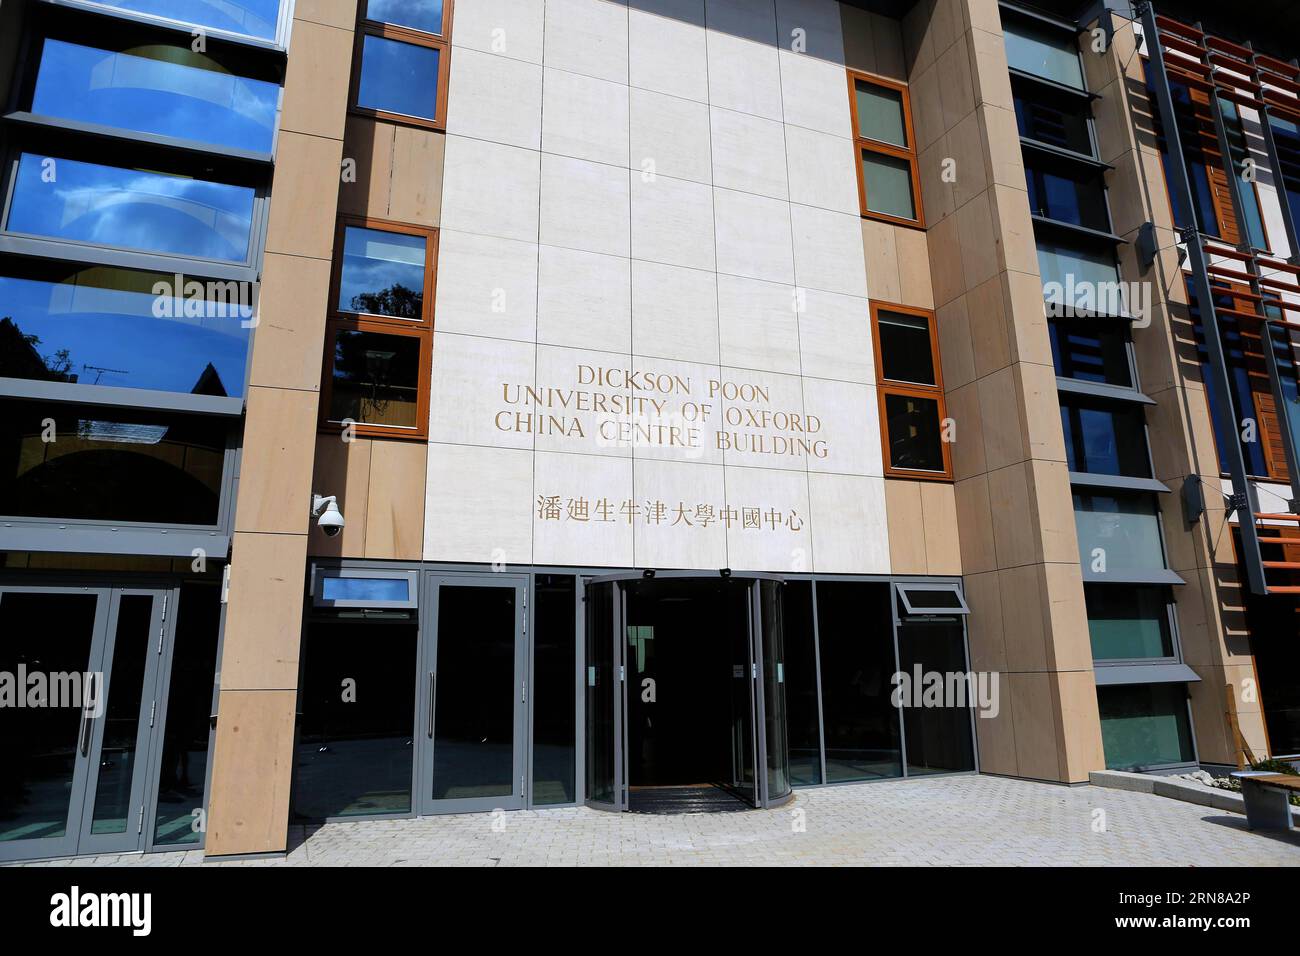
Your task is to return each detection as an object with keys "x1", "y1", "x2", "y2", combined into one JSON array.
[
  {"x1": 337, "y1": 226, "x2": 428, "y2": 320},
  {"x1": 0, "y1": 401, "x2": 226, "y2": 525},
  {"x1": 584, "y1": 581, "x2": 615, "y2": 804},
  {"x1": 325, "y1": 329, "x2": 423, "y2": 430},
  {"x1": 1024, "y1": 156, "x2": 1111, "y2": 232},
  {"x1": 294, "y1": 614, "x2": 418, "y2": 819},
  {"x1": 152, "y1": 581, "x2": 221, "y2": 846},
  {"x1": 533, "y1": 575, "x2": 576, "y2": 805},
  {"x1": 366, "y1": 0, "x2": 445, "y2": 35},
  {"x1": 1243, "y1": 583, "x2": 1300, "y2": 755},
  {"x1": 6, "y1": 154, "x2": 256, "y2": 263},
  {"x1": 877, "y1": 310, "x2": 936, "y2": 385},
  {"x1": 1085, "y1": 584, "x2": 1174, "y2": 661},
  {"x1": 896, "y1": 619, "x2": 976, "y2": 776},
  {"x1": 784, "y1": 581, "x2": 822, "y2": 786},
  {"x1": 431, "y1": 586, "x2": 517, "y2": 800},
  {"x1": 1013, "y1": 76, "x2": 1093, "y2": 154},
  {"x1": 874, "y1": 304, "x2": 949, "y2": 478},
  {"x1": 815, "y1": 582, "x2": 901, "y2": 782},
  {"x1": 30, "y1": 39, "x2": 279, "y2": 153},
  {"x1": 1060, "y1": 398, "x2": 1151, "y2": 477},
  {"x1": 96, "y1": 0, "x2": 281, "y2": 39},
  {"x1": 0, "y1": 264, "x2": 251, "y2": 398},
  {"x1": 356, "y1": 35, "x2": 441, "y2": 122},
  {"x1": 760, "y1": 580, "x2": 790, "y2": 800},
  {"x1": 884, "y1": 393, "x2": 945, "y2": 472},
  {"x1": 0, "y1": 592, "x2": 98, "y2": 842},
  {"x1": 1048, "y1": 318, "x2": 1132, "y2": 386},
  {"x1": 1098, "y1": 683, "x2": 1194, "y2": 770},
  {"x1": 90, "y1": 594, "x2": 153, "y2": 835}
]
